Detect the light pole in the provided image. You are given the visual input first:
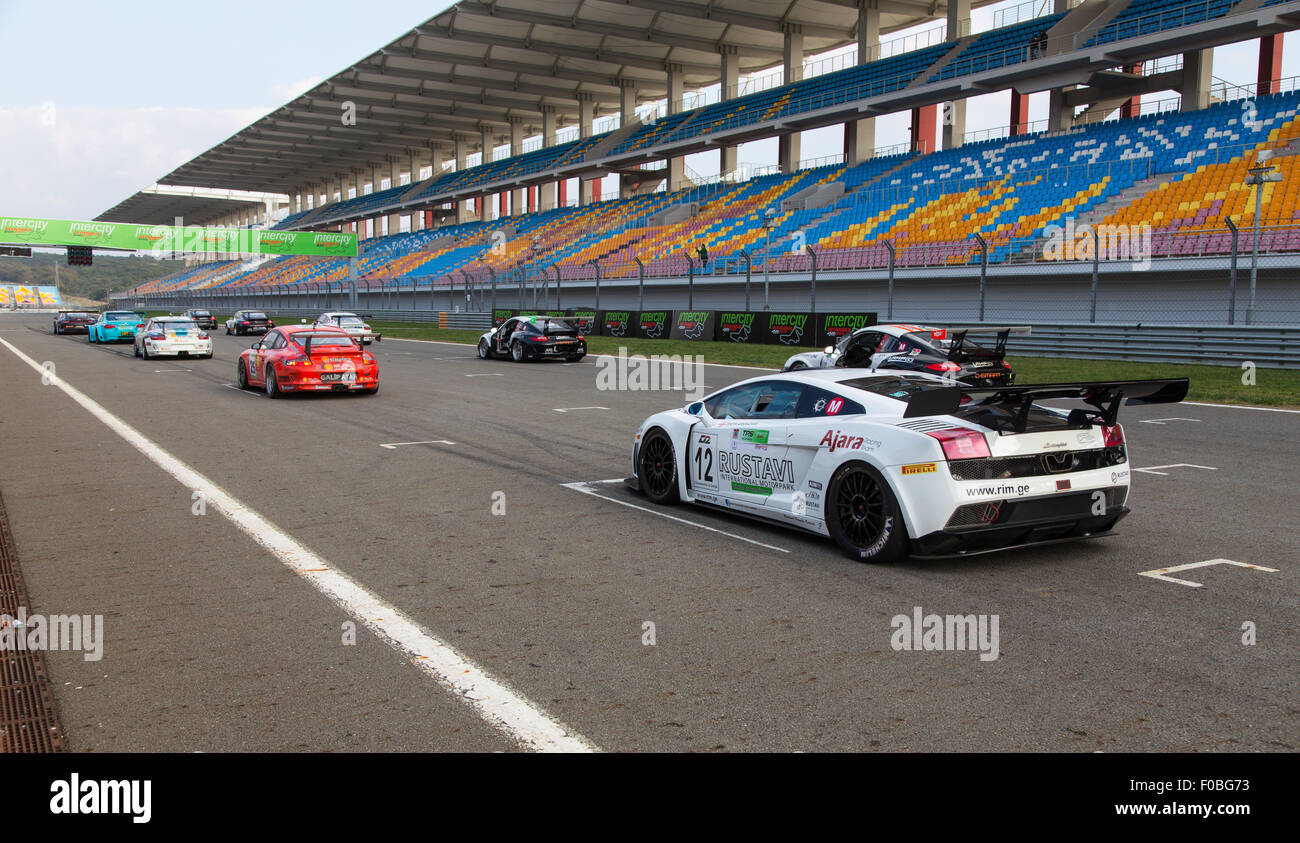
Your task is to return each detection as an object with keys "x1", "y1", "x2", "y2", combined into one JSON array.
[
  {"x1": 761, "y1": 206, "x2": 777, "y2": 311},
  {"x1": 1246, "y1": 151, "x2": 1281, "y2": 326}
]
